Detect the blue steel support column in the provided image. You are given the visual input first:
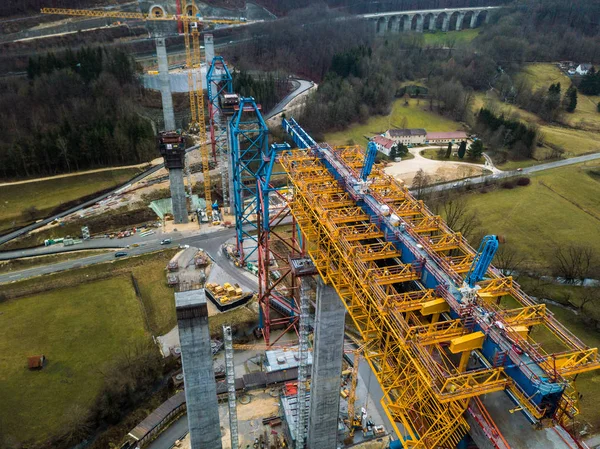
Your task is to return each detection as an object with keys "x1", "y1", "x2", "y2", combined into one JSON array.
[
  {"x1": 229, "y1": 97, "x2": 268, "y2": 265},
  {"x1": 207, "y1": 56, "x2": 233, "y2": 210}
]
